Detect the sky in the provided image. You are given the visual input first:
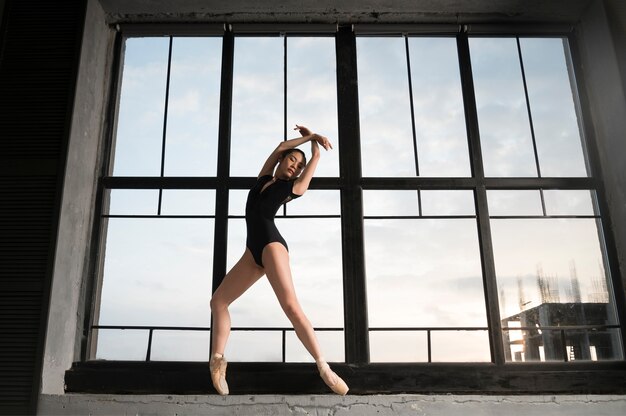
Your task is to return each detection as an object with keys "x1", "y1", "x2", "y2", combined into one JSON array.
[{"x1": 96, "y1": 34, "x2": 618, "y2": 364}]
